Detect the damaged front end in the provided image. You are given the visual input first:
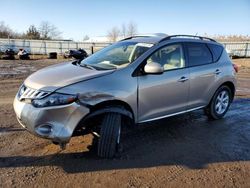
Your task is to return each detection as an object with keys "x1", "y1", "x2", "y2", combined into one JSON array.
[
  {"x1": 13, "y1": 86, "x2": 90, "y2": 146},
  {"x1": 72, "y1": 91, "x2": 134, "y2": 137}
]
